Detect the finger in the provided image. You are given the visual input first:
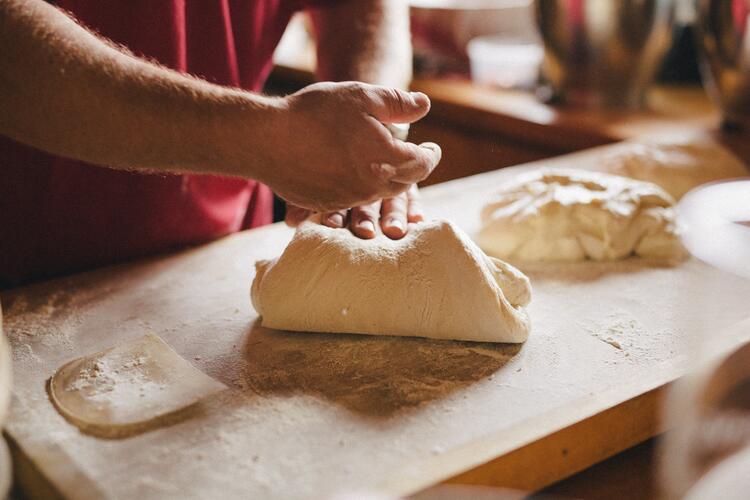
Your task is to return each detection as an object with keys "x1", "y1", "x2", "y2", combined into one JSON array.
[
  {"x1": 375, "y1": 142, "x2": 442, "y2": 185},
  {"x1": 321, "y1": 210, "x2": 348, "y2": 229},
  {"x1": 376, "y1": 180, "x2": 413, "y2": 201},
  {"x1": 406, "y1": 184, "x2": 424, "y2": 223},
  {"x1": 285, "y1": 204, "x2": 313, "y2": 227},
  {"x1": 380, "y1": 192, "x2": 408, "y2": 240},
  {"x1": 361, "y1": 86, "x2": 431, "y2": 124},
  {"x1": 350, "y1": 200, "x2": 382, "y2": 239}
]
